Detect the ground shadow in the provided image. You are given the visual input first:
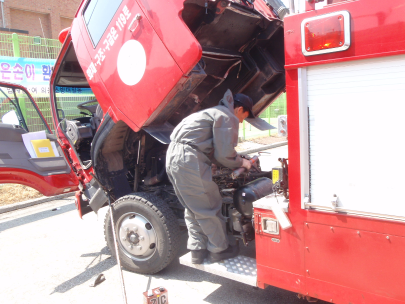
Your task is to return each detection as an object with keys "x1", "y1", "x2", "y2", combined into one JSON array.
[
  {"x1": 51, "y1": 246, "x2": 115, "y2": 294},
  {"x1": 144, "y1": 234, "x2": 329, "y2": 304},
  {"x1": 0, "y1": 202, "x2": 76, "y2": 233}
]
